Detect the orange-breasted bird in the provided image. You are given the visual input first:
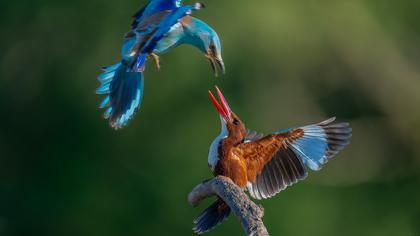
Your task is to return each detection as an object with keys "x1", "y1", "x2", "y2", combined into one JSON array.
[{"x1": 193, "y1": 86, "x2": 352, "y2": 234}]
